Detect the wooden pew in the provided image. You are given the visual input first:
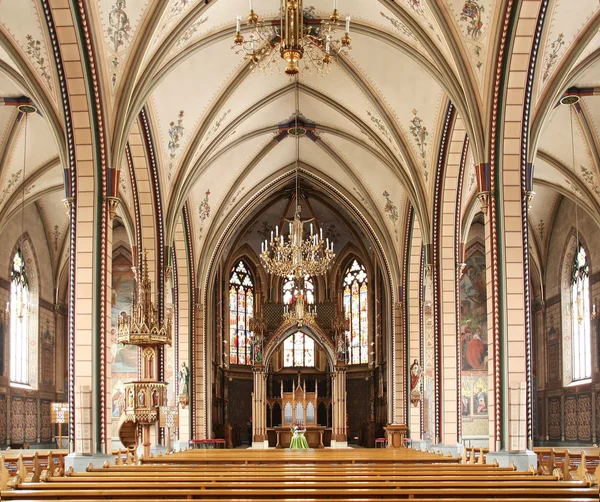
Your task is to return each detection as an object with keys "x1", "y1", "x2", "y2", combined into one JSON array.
[{"x1": 2, "y1": 449, "x2": 598, "y2": 501}]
